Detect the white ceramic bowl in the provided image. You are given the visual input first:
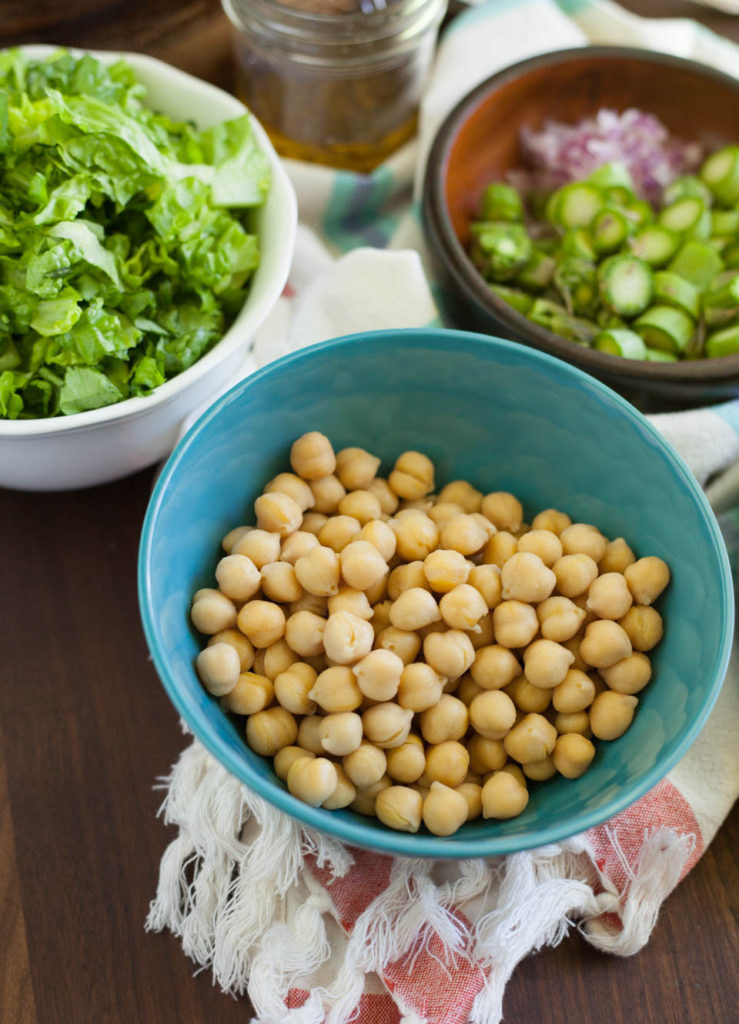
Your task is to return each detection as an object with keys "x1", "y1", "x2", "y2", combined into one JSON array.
[{"x1": 0, "y1": 46, "x2": 297, "y2": 491}]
